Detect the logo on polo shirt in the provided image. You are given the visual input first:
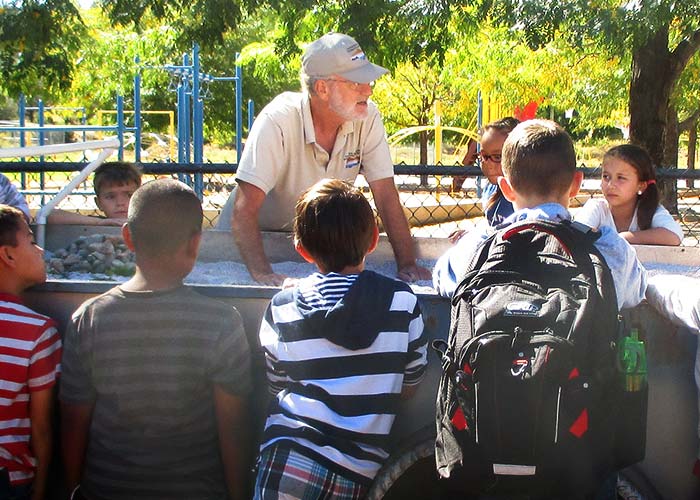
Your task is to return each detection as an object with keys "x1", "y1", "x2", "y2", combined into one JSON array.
[{"x1": 344, "y1": 150, "x2": 361, "y2": 168}]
